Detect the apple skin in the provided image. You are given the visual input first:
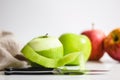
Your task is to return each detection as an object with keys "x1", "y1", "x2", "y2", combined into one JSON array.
[
  {"x1": 59, "y1": 33, "x2": 92, "y2": 65},
  {"x1": 104, "y1": 28, "x2": 120, "y2": 61},
  {"x1": 81, "y1": 29, "x2": 106, "y2": 61}
]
